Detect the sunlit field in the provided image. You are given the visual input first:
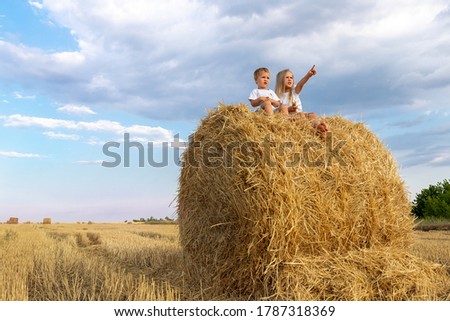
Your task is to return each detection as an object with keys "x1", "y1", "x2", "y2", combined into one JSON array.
[{"x1": 0, "y1": 222, "x2": 449, "y2": 301}]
